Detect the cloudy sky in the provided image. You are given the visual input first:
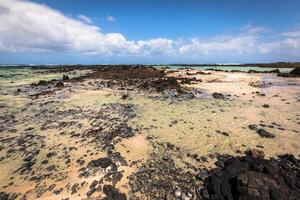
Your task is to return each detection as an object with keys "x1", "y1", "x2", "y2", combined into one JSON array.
[{"x1": 0, "y1": 0, "x2": 300, "y2": 64}]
